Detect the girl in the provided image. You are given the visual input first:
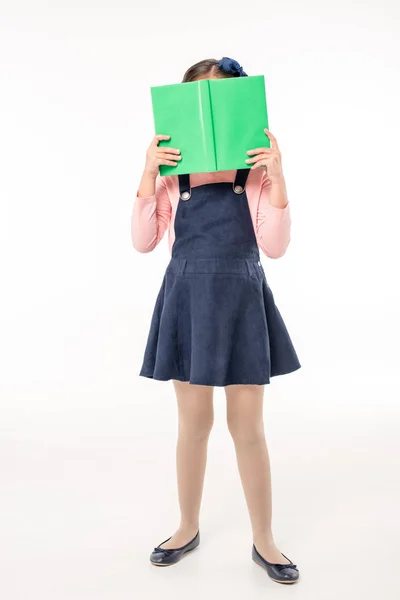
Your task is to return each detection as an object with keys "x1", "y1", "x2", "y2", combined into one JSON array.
[{"x1": 131, "y1": 57, "x2": 301, "y2": 584}]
